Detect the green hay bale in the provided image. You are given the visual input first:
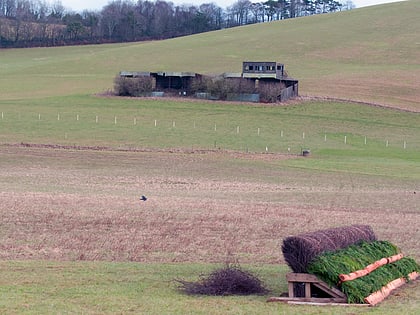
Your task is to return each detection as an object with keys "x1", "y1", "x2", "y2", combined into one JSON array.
[
  {"x1": 341, "y1": 258, "x2": 419, "y2": 303},
  {"x1": 307, "y1": 240, "x2": 420, "y2": 304},
  {"x1": 307, "y1": 240, "x2": 399, "y2": 286}
]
